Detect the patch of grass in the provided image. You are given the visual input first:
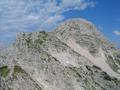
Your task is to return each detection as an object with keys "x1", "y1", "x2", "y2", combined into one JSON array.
[
  {"x1": 114, "y1": 53, "x2": 120, "y2": 65},
  {"x1": 13, "y1": 65, "x2": 43, "y2": 90},
  {"x1": 0, "y1": 66, "x2": 10, "y2": 77},
  {"x1": 22, "y1": 31, "x2": 48, "y2": 48},
  {"x1": 35, "y1": 31, "x2": 47, "y2": 44},
  {"x1": 114, "y1": 53, "x2": 120, "y2": 58},
  {"x1": 25, "y1": 33, "x2": 33, "y2": 48},
  {"x1": 25, "y1": 38, "x2": 32, "y2": 48},
  {"x1": 14, "y1": 65, "x2": 26, "y2": 74},
  {"x1": 34, "y1": 31, "x2": 47, "y2": 49},
  {"x1": 107, "y1": 55, "x2": 119, "y2": 72}
]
